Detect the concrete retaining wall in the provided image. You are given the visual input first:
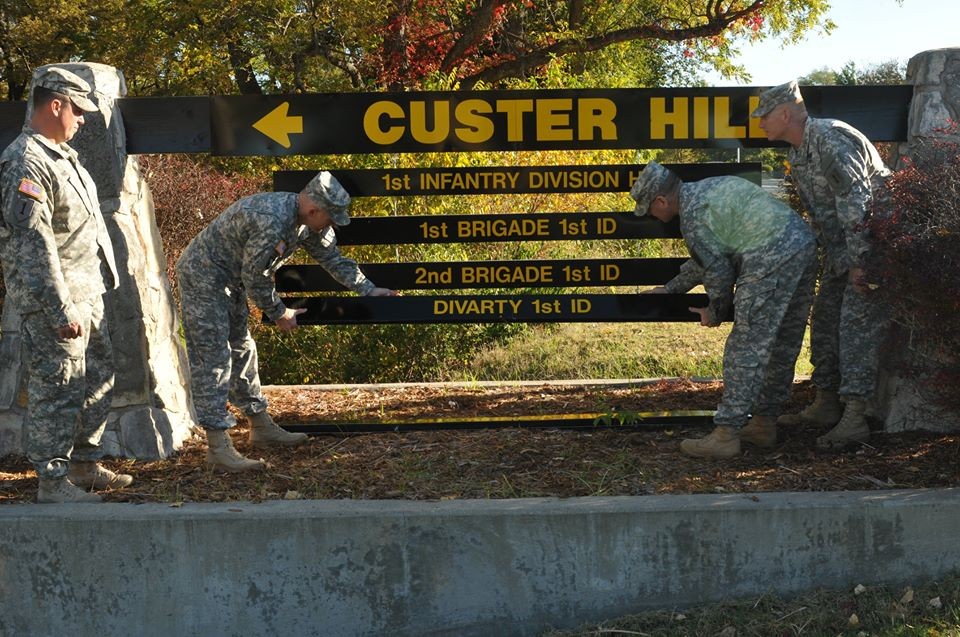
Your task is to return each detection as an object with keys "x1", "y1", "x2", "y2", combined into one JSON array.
[{"x1": 1, "y1": 490, "x2": 959, "y2": 636}]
